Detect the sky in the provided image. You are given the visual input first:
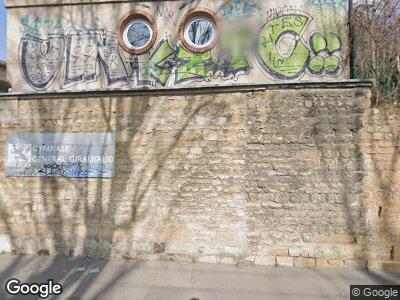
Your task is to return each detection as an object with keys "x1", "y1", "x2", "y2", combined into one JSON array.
[{"x1": 0, "y1": 0, "x2": 6, "y2": 60}]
